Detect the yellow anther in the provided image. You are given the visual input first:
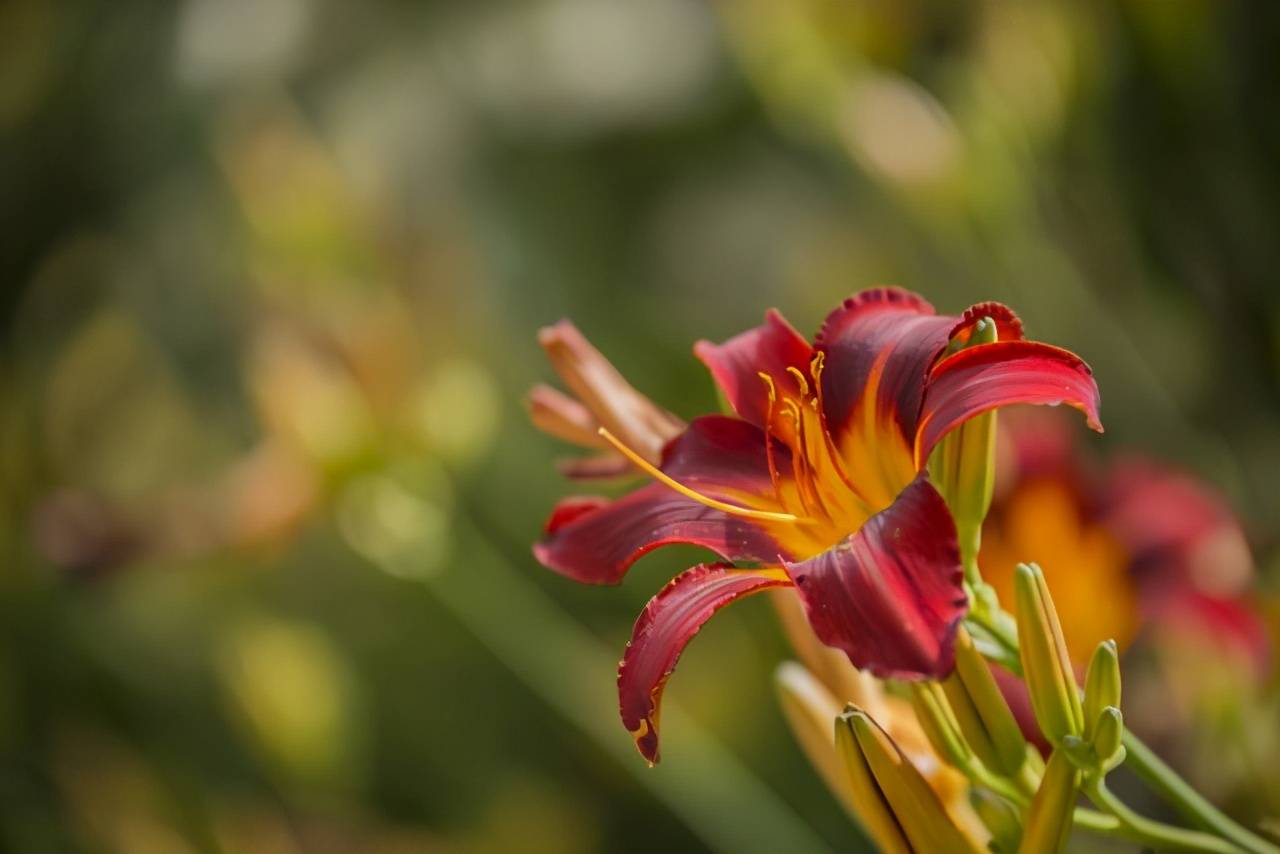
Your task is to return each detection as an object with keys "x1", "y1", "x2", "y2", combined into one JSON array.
[
  {"x1": 757, "y1": 371, "x2": 777, "y2": 402},
  {"x1": 786, "y1": 366, "x2": 810, "y2": 398}
]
